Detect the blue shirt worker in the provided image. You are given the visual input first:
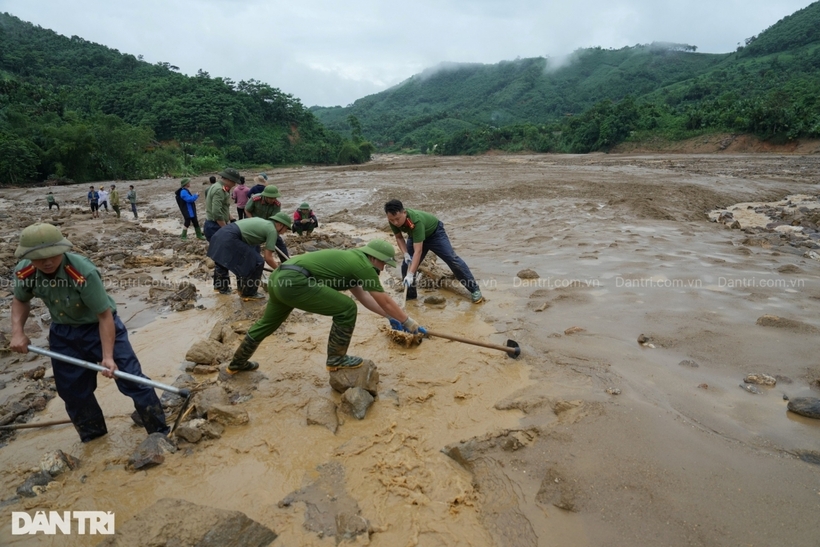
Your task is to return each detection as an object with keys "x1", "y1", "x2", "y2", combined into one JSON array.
[
  {"x1": 10, "y1": 223, "x2": 169, "y2": 442},
  {"x1": 175, "y1": 178, "x2": 205, "y2": 240},
  {"x1": 206, "y1": 213, "x2": 292, "y2": 300},
  {"x1": 226, "y1": 239, "x2": 426, "y2": 374},
  {"x1": 87, "y1": 186, "x2": 100, "y2": 219},
  {"x1": 385, "y1": 199, "x2": 483, "y2": 303}
]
